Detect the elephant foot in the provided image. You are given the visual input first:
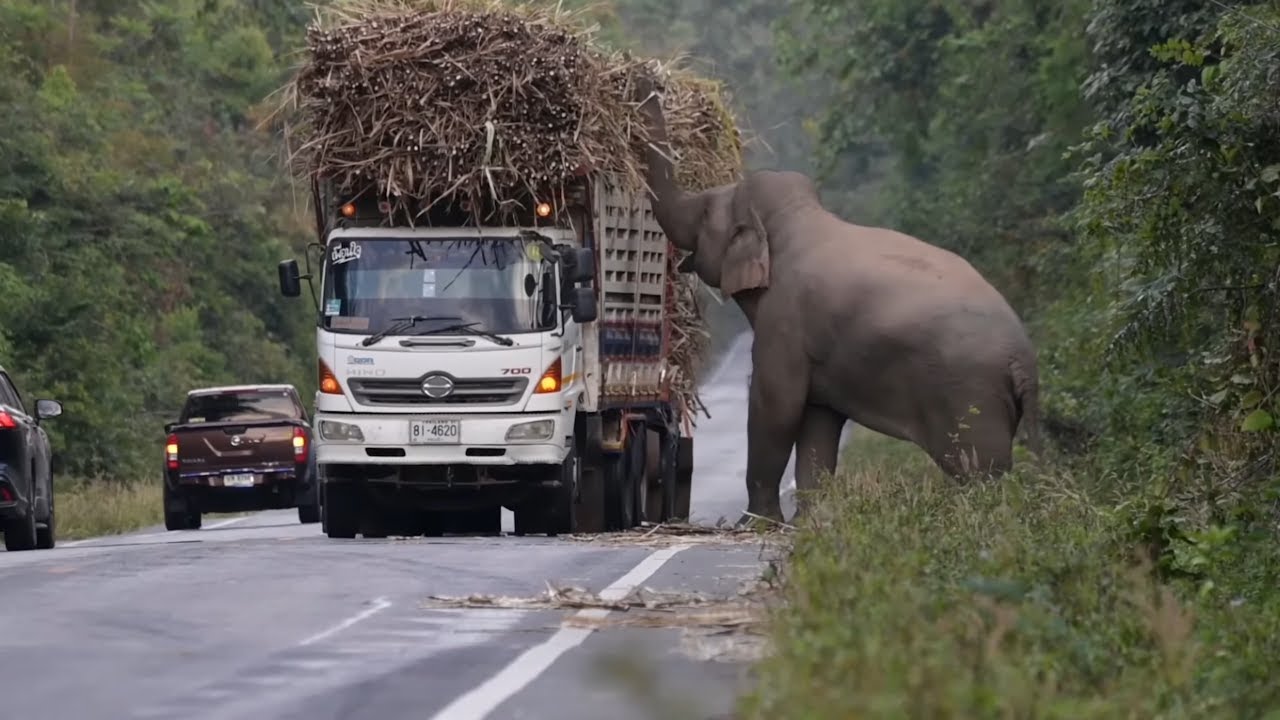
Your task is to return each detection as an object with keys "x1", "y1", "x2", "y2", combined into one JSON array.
[{"x1": 735, "y1": 509, "x2": 786, "y2": 532}]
